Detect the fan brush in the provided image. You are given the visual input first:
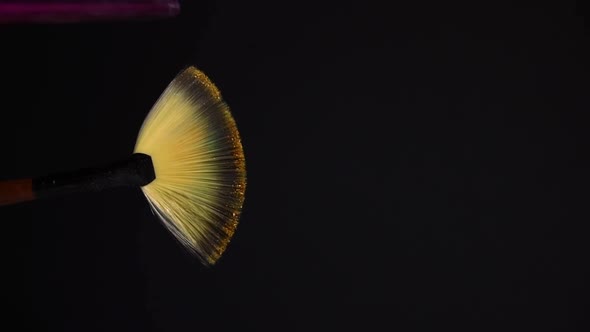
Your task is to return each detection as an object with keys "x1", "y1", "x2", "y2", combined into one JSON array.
[{"x1": 0, "y1": 66, "x2": 246, "y2": 265}]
